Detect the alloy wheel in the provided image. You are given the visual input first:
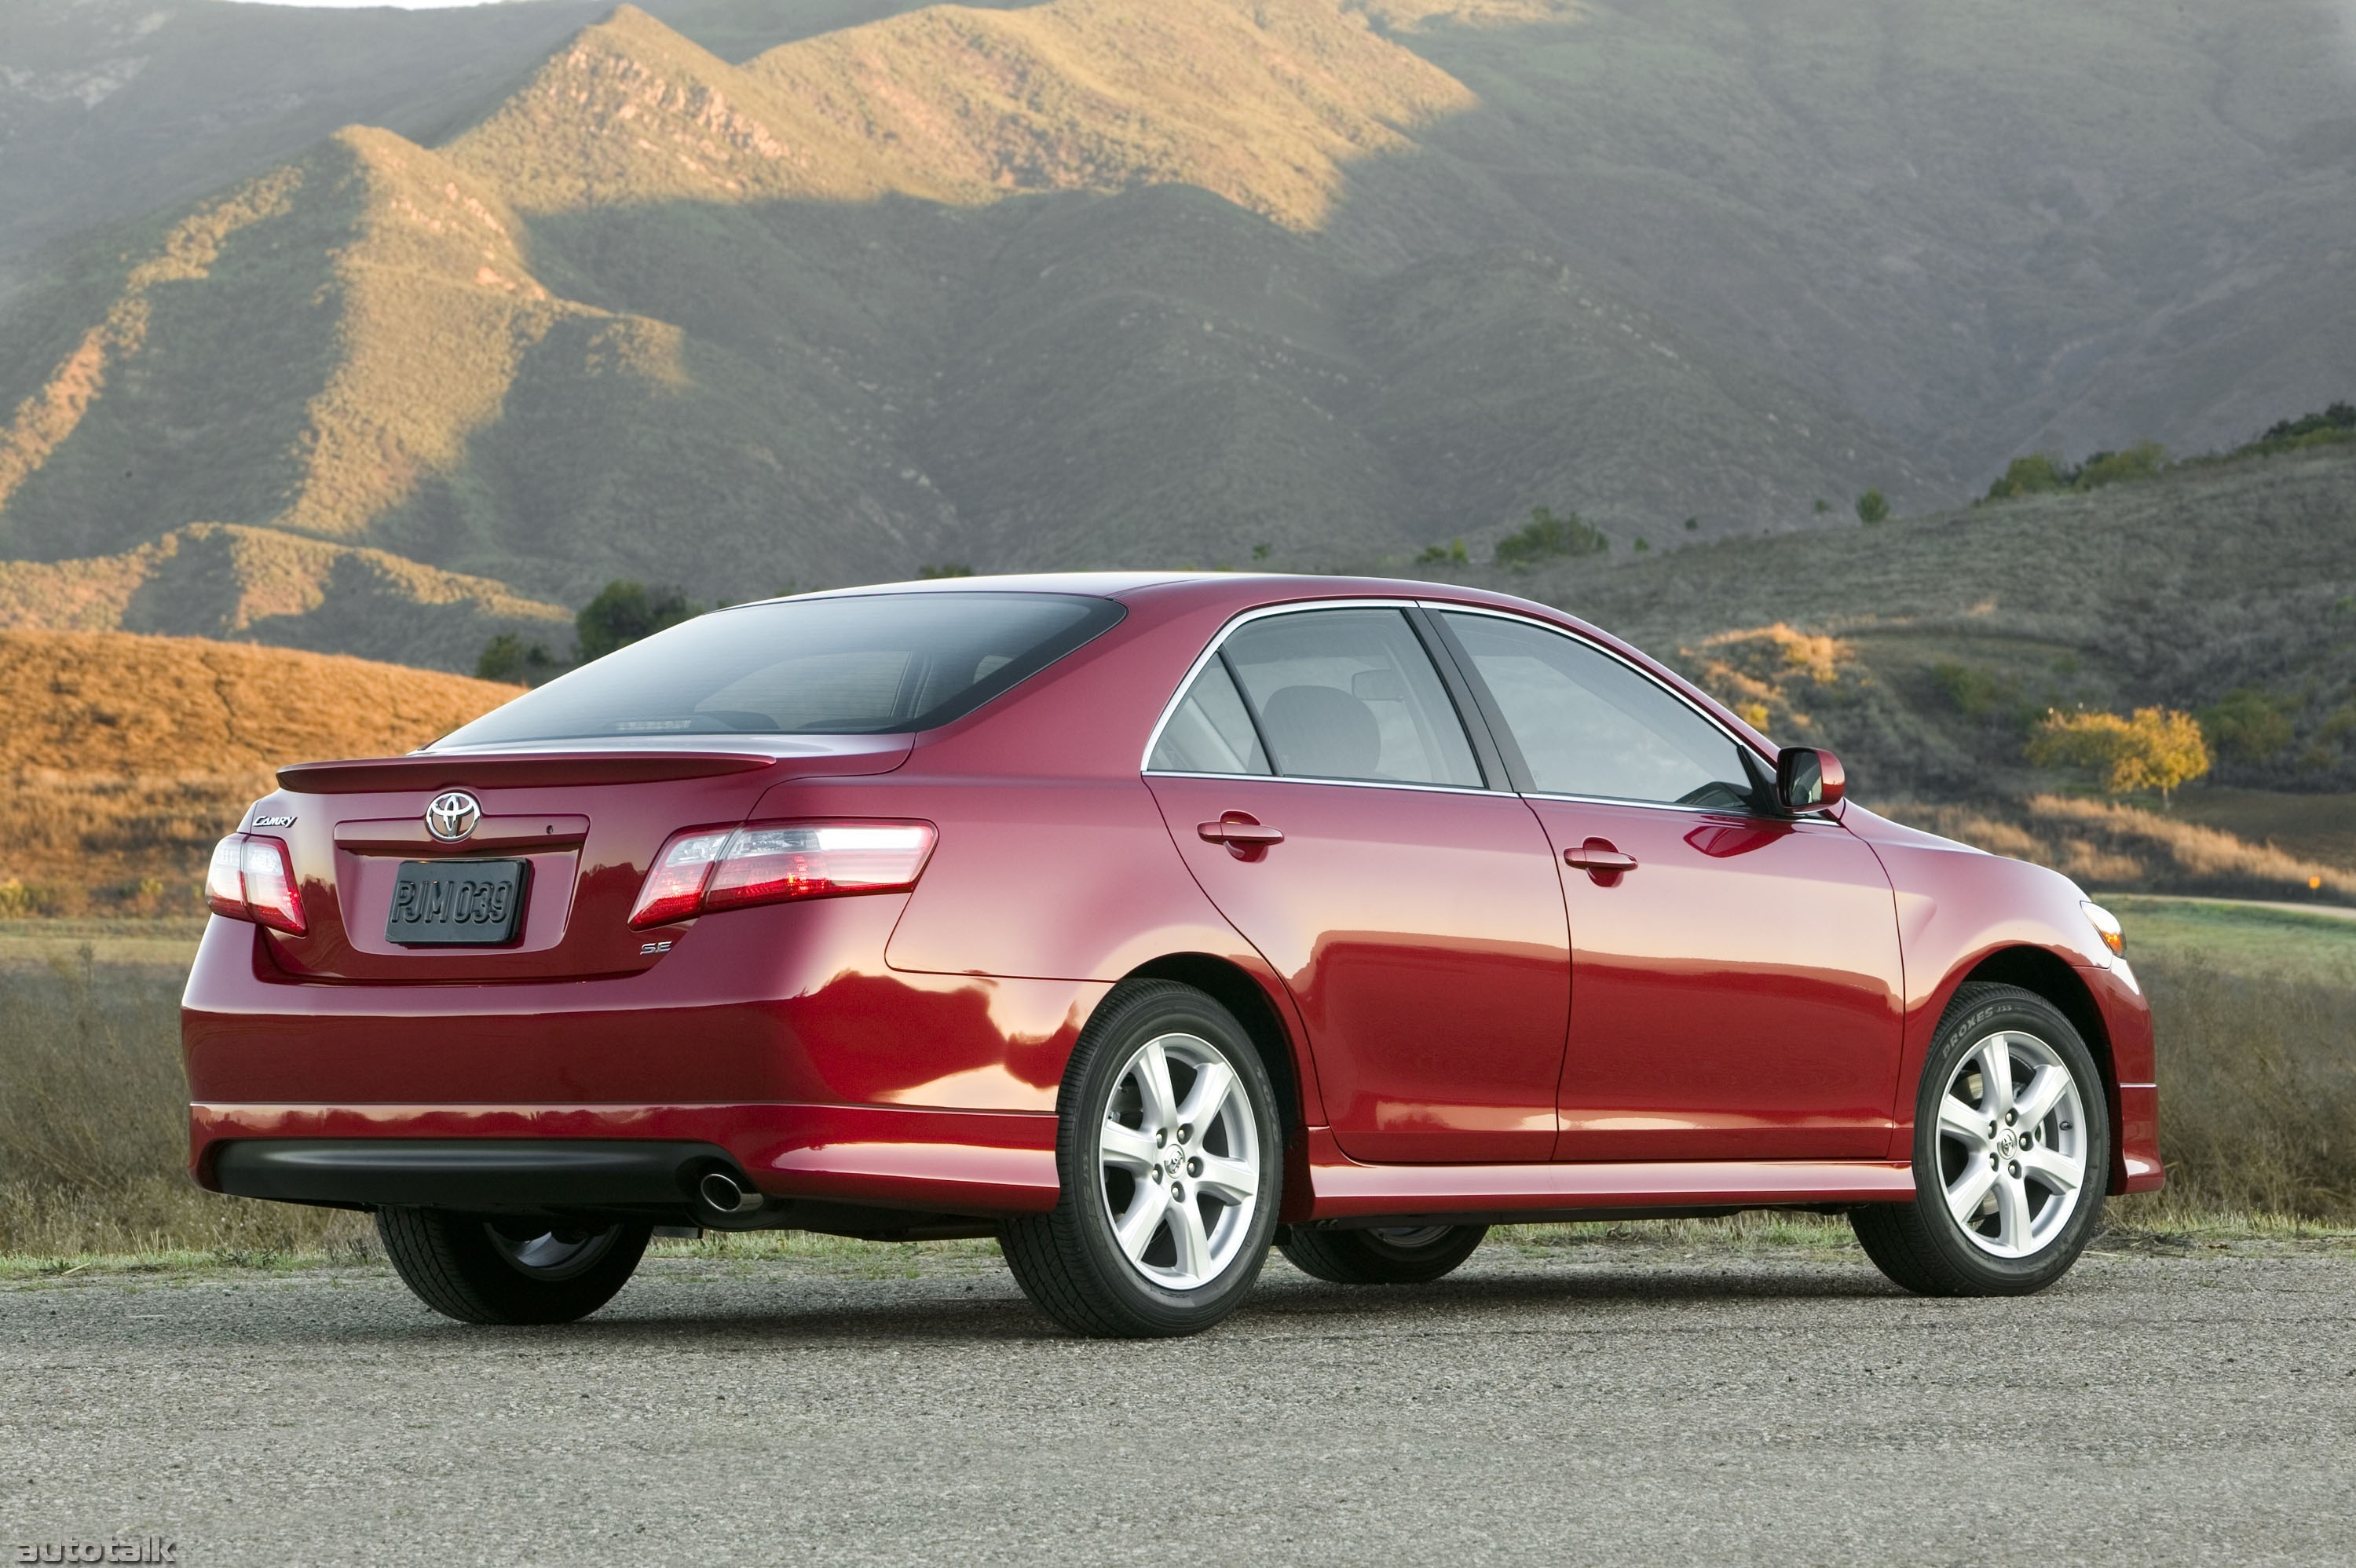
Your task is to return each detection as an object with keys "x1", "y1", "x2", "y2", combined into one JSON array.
[
  {"x1": 484, "y1": 1223, "x2": 623, "y2": 1281},
  {"x1": 1935, "y1": 1030, "x2": 2089, "y2": 1259},
  {"x1": 1096, "y1": 1031, "x2": 1262, "y2": 1290}
]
